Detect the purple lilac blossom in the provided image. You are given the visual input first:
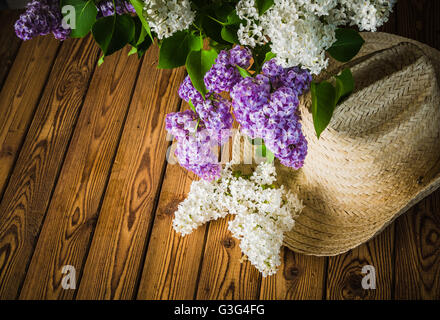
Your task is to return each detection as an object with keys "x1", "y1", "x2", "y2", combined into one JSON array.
[
  {"x1": 204, "y1": 45, "x2": 252, "y2": 93},
  {"x1": 194, "y1": 94, "x2": 233, "y2": 145},
  {"x1": 178, "y1": 75, "x2": 204, "y2": 105},
  {"x1": 262, "y1": 59, "x2": 312, "y2": 95},
  {"x1": 15, "y1": 0, "x2": 70, "y2": 41},
  {"x1": 97, "y1": 0, "x2": 136, "y2": 17},
  {"x1": 232, "y1": 60, "x2": 311, "y2": 169},
  {"x1": 230, "y1": 74, "x2": 271, "y2": 138},
  {"x1": 170, "y1": 49, "x2": 312, "y2": 179},
  {"x1": 165, "y1": 110, "x2": 222, "y2": 181}
]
